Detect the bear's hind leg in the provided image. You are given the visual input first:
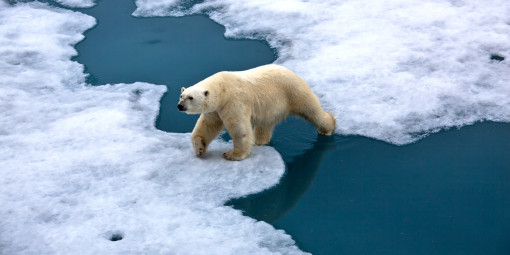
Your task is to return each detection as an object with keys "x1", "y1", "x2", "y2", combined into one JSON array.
[
  {"x1": 298, "y1": 108, "x2": 336, "y2": 136},
  {"x1": 254, "y1": 125, "x2": 275, "y2": 146},
  {"x1": 316, "y1": 112, "x2": 336, "y2": 136},
  {"x1": 191, "y1": 112, "x2": 223, "y2": 157}
]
